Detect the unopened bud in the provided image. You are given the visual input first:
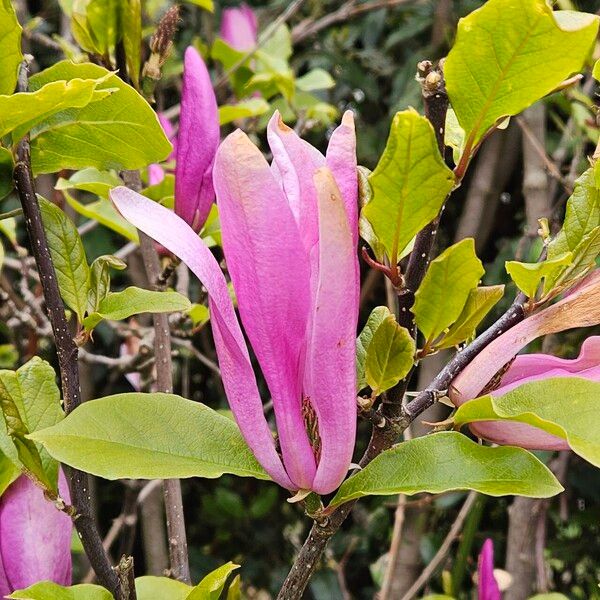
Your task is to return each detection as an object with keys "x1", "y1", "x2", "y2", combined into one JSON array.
[{"x1": 150, "y1": 6, "x2": 180, "y2": 58}]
